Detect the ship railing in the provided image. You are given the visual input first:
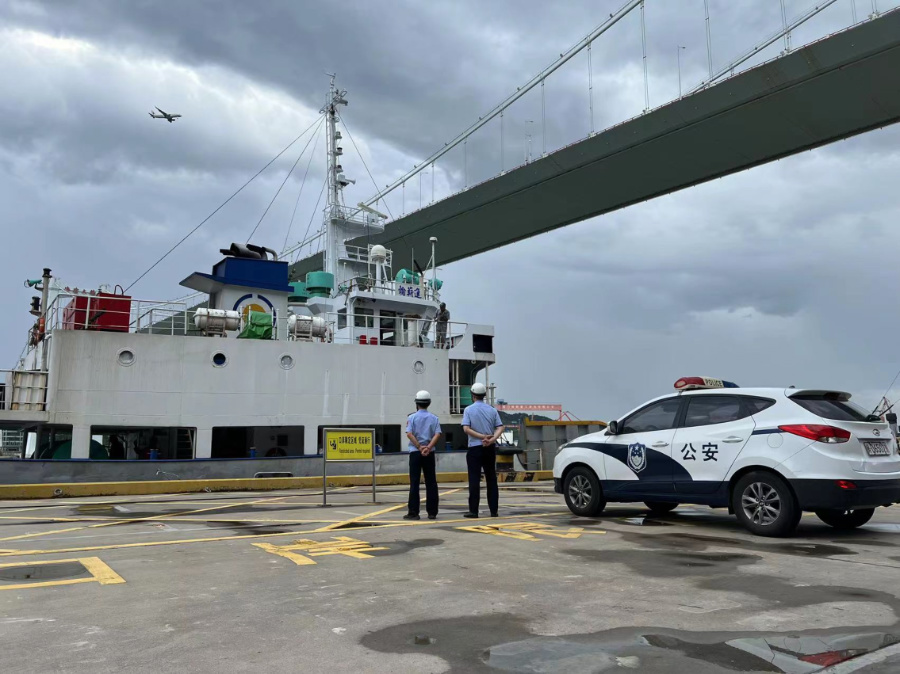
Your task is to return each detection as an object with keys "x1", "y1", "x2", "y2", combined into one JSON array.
[
  {"x1": 0, "y1": 369, "x2": 48, "y2": 412},
  {"x1": 449, "y1": 384, "x2": 496, "y2": 416},
  {"x1": 337, "y1": 276, "x2": 441, "y2": 302},
  {"x1": 322, "y1": 312, "x2": 464, "y2": 349},
  {"x1": 44, "y1": 291, "x2": 192, "y2": 336}
]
